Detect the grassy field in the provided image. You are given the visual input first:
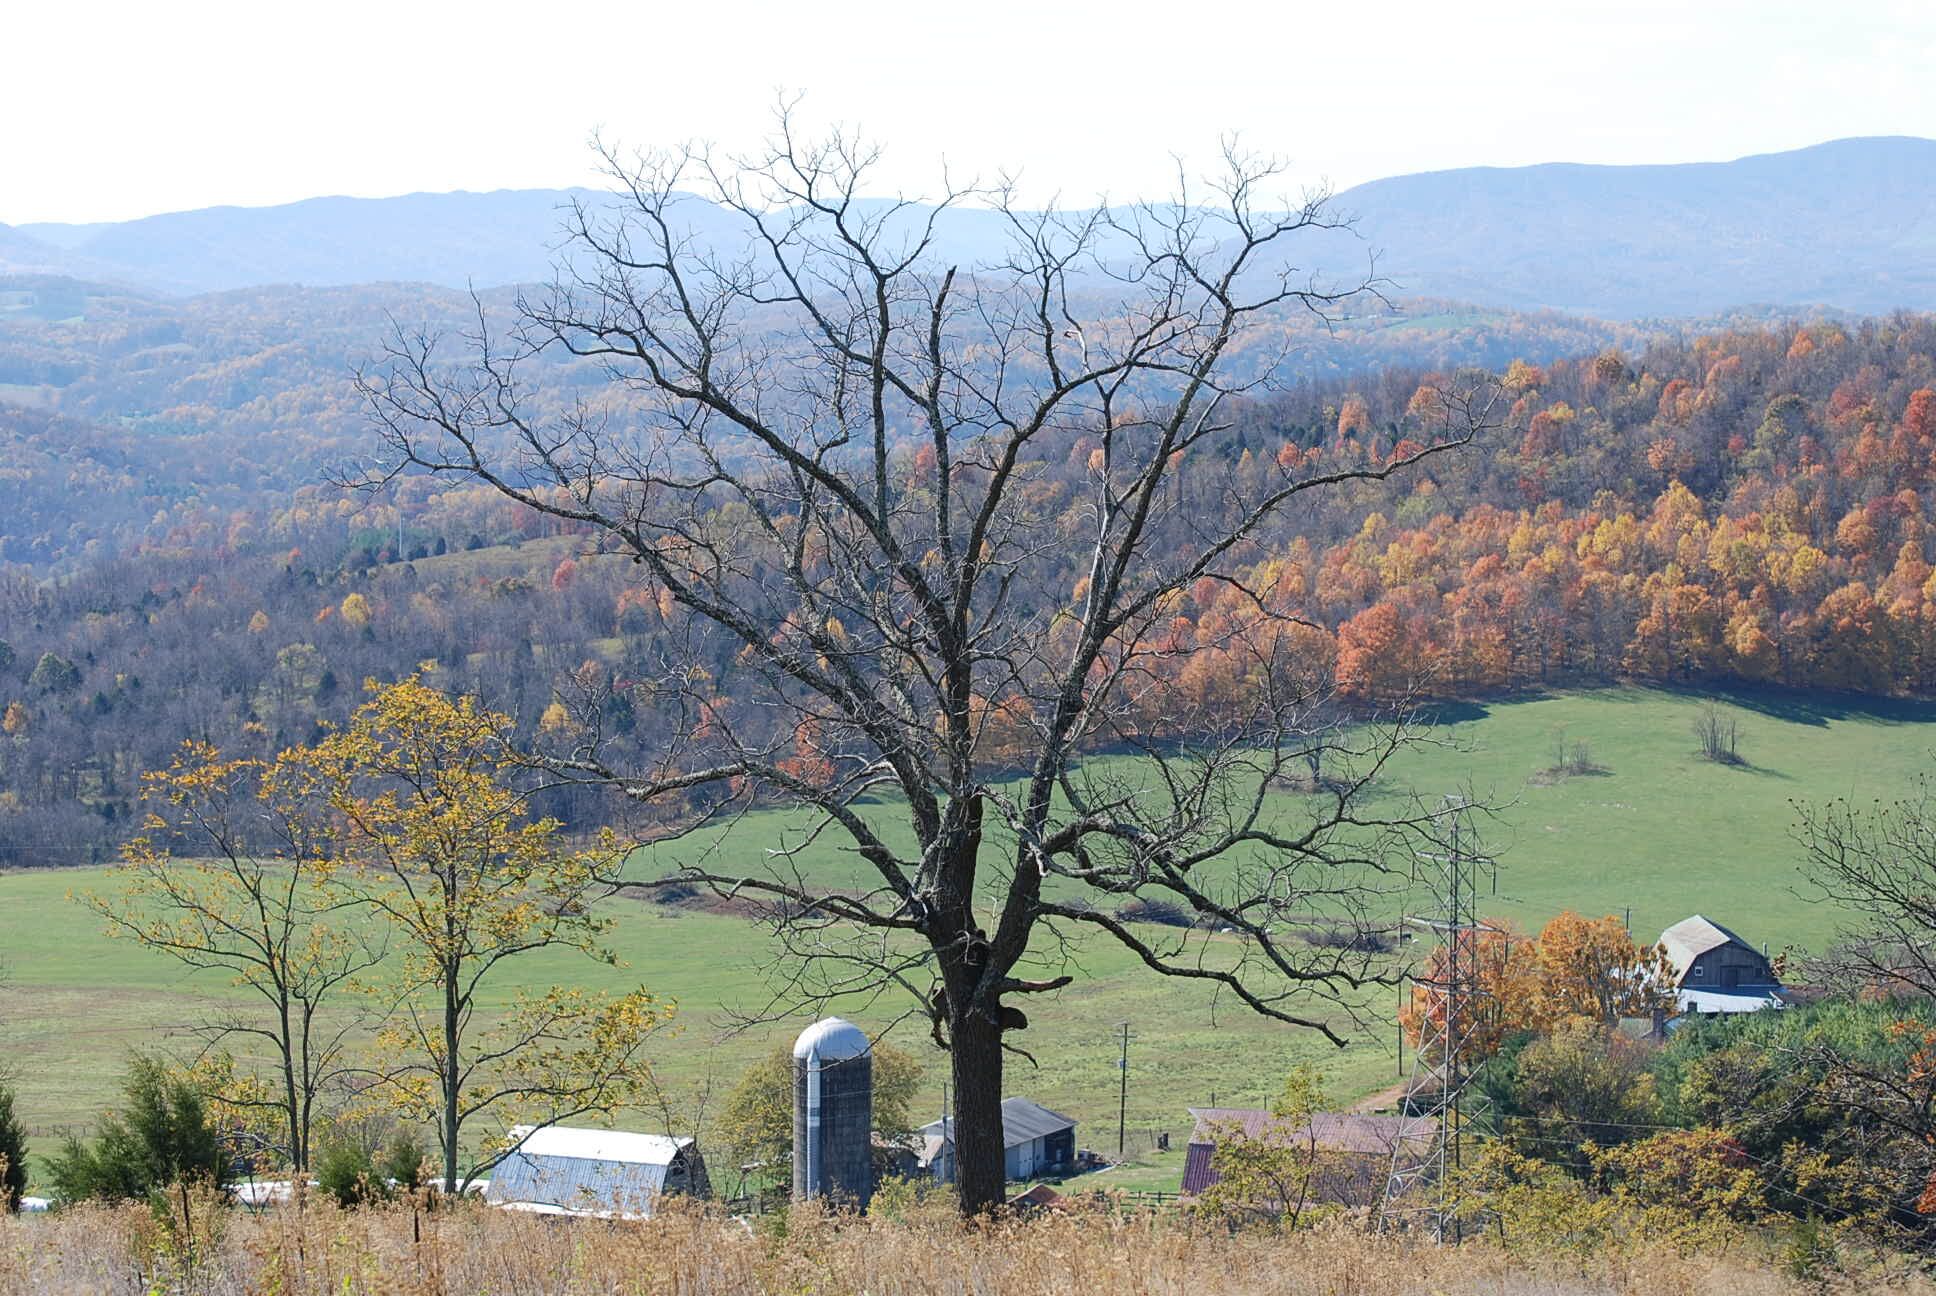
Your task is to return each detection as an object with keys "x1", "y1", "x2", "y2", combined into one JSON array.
[
  {"x1": 4, "y1": 686, "x2": 1932, "y2": 1188},
  {"x1": 633, "y1": 683, "x2": 1935, "y2": 951}
]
